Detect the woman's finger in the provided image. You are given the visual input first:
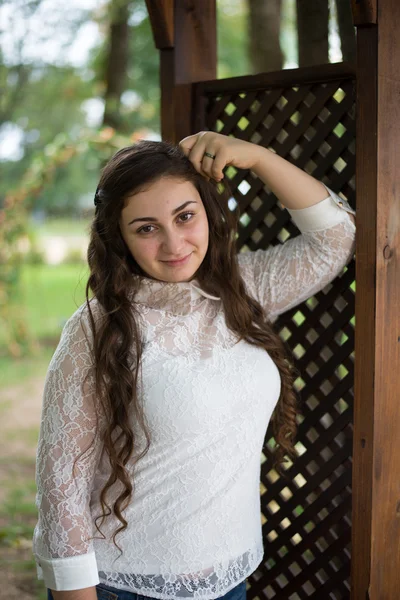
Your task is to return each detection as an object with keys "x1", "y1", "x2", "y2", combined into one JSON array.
[
  {"x1": 179, "y1": 133, "x2": 200, "y2": 152},
  {"x1": 200, "y1": 150, "x2": 220, "y2": 179},
  {"x1": 208, "y1": 152, "x2": 226, "y2": 181},
  {"x1": 179, "y1": 132, "x2": 207, "y2": 157},
  {"x1": 188, "y1": 139, "x2": 210, "y2": 175},
  {"x1": 179, "y1": 132, "x2": 224, "y2": 181}
]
